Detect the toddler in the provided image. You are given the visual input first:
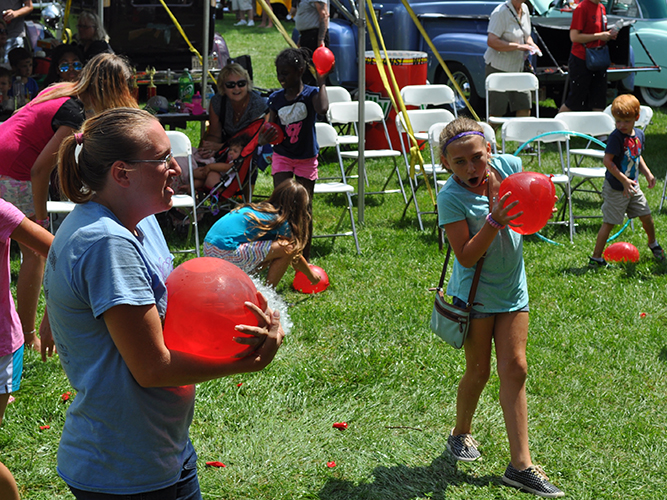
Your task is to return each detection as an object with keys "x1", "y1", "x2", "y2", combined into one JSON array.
[{"x1": 7, "y1": 47, "x2": 38, "y2": 106}]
